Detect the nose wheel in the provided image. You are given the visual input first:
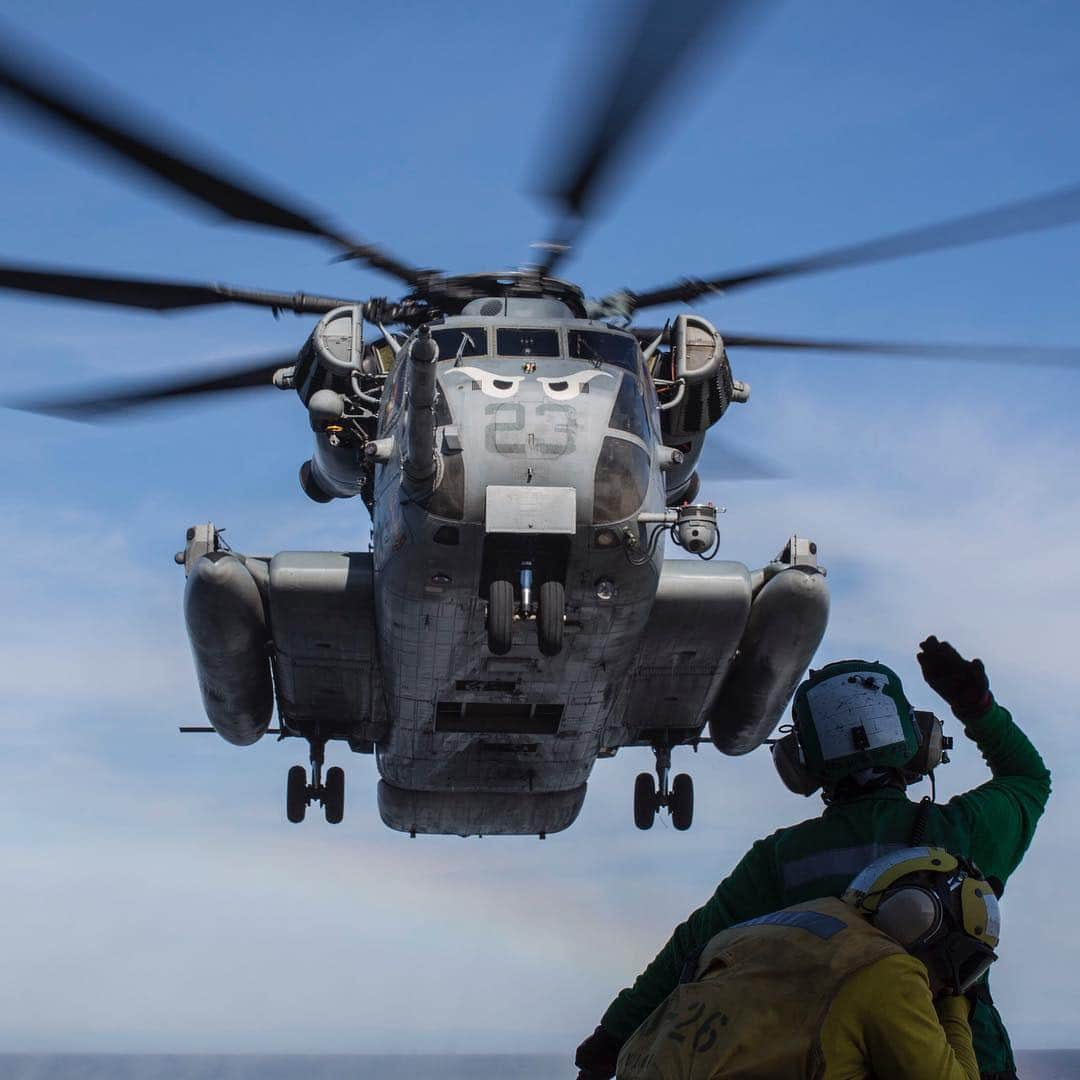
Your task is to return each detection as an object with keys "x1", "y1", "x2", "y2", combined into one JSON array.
[
  {"x1": 285, "y1": 738, "x2": 345, "y2": 824},
  {"x1": 486, "y1": 579, "x2": 514, "y2": 655},
  {"x1": 485, "y1": 568, "x2": 565, "y2": 656},
  {"x1": 634, "y1": 746, "x2": 694, "y2": 831},
  {"x1": 536, "y1": 579, "x2": 564, "y2": 656}
]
